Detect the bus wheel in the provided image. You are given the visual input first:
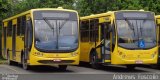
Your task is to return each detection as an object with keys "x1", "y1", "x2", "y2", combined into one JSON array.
[
  {"x1": 126, "y1": 65, "x2": 135, "y2": 70},
  {"x1": 59, "y1": 65, "x2": 67, "y2": 71},
  {"x1": 7, "y1": 51, "x2": 14, "y2": 65},
  {"x1": 90, "y1": 51, "x2": 100, "y2": 69},
  {"x1": 22, "y1": 54, "x2": 30, "y2": 70}
]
